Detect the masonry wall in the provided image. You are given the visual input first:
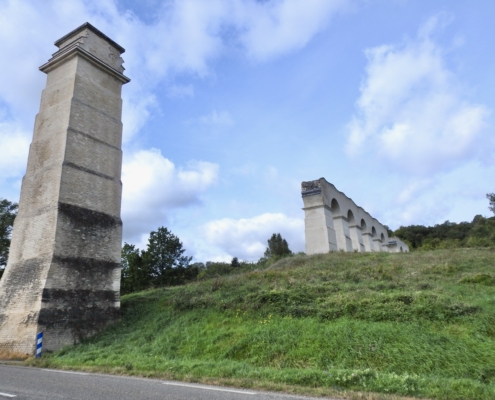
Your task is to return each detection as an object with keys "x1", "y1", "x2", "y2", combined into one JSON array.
[
  {"x1": 0, "y1": 23, "x2": 129, "y2": 355},
  {"x1": 302, "y1": 178, "x2": 409, "y2": 255}
]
